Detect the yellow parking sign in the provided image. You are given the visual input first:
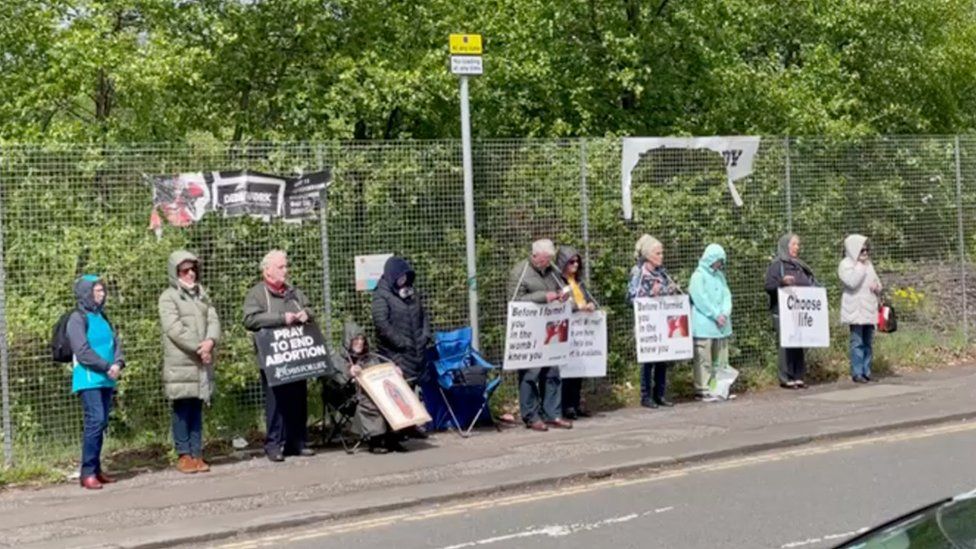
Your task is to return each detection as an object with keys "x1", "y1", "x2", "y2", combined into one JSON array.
[{"x1": 450, "y1": 34, "x2": 482, "y2": 55}]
